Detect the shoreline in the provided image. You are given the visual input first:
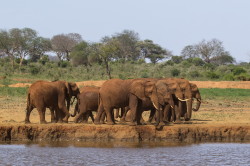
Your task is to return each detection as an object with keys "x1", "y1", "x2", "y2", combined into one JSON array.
[{"x1": 1, "y1": 124, "x2": 250, "y2": 143}]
